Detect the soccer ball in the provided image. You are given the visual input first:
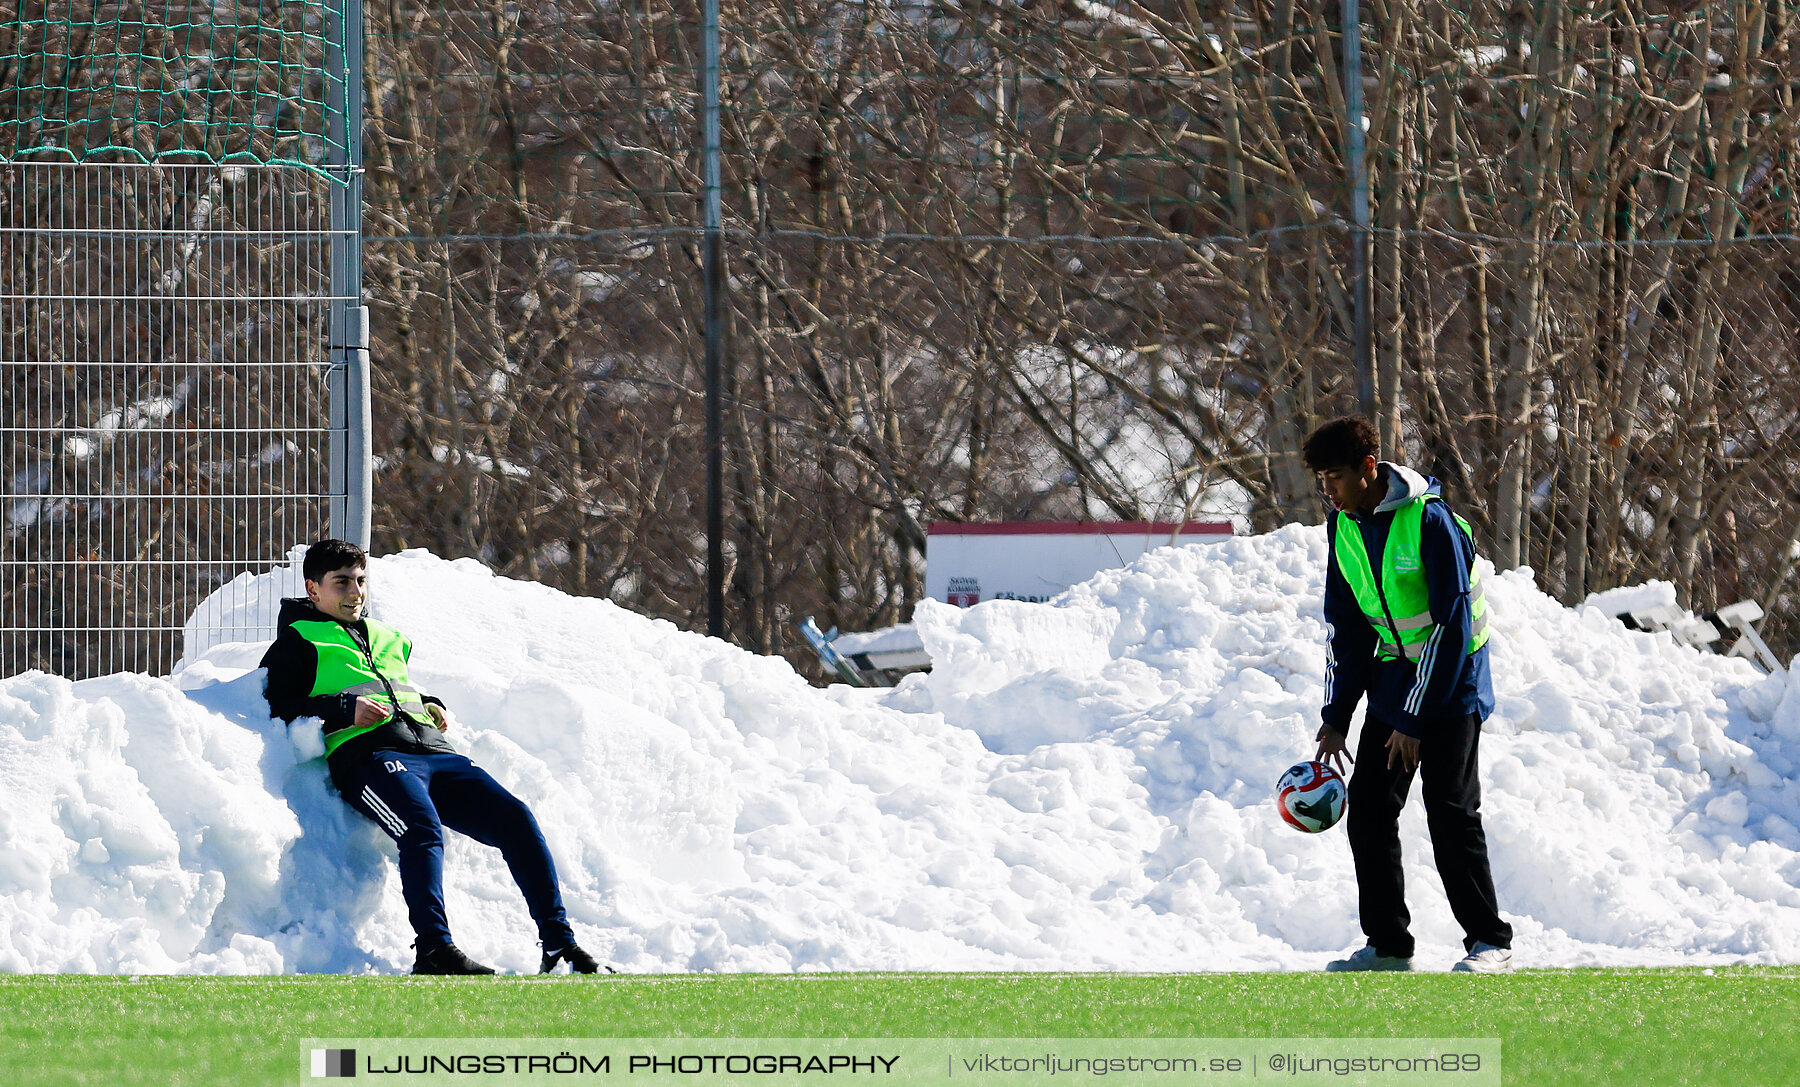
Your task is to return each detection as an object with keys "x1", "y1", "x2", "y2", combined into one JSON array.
[{"x1": 1276, "y1": 760, "x2": 1348, "y2": 833}]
